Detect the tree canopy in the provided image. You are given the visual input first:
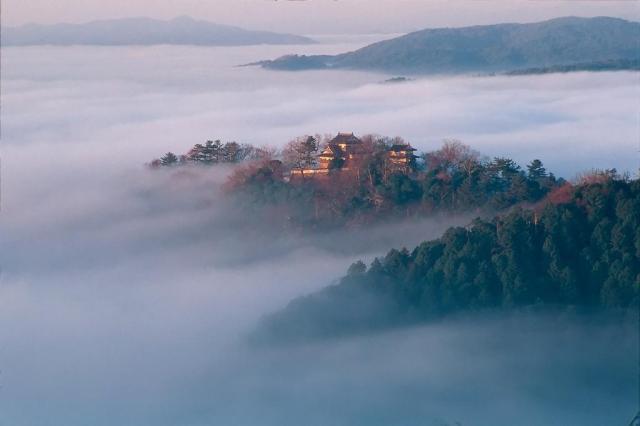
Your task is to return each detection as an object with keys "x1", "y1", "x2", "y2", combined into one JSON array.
[
  {"x1": 228, "y1": 138, "x2": 564, "y2": 228},
  {"x1": 259, "y1": 176, "x2": 640, "y2": 341}
]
